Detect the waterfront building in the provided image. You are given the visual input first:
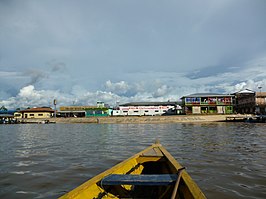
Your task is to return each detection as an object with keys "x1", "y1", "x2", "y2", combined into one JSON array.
[
  {"x1": 84, "y1": 101, "x2": 109, "y2": 117},
  {"x1": 255, "y1": 91, "x2": 266, "y2": 114},
  {"x1": 233, "y1": 89, "x2": 255, "y2": 114},
  {"x1": 0, "y1": 110, "x2": 16, "y2": 116},
  {"x1": 0, "y1": 110, "x2": 16, "y2": 123},
  {"x1": 16, "y1": 107, "x2": 55, "y2": 119},
  {"x1": 85, "y1": 107, "x2": 109, "y2": 117},
  {"x1": 59, "y1": 102, "x2": 109, "y2": 117},
  {"x1": 112, "y1": 102, "x2": 182, "y2": 116},
  {"x1": 181, "y1": 93, "x2": 234, "y2": 114},
  {"x1": 59, "y1": 106, "x2": 87, "y2": 117},
  {"x1": 233, "y1": 89, "x2": 266, "y2": 114}
]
